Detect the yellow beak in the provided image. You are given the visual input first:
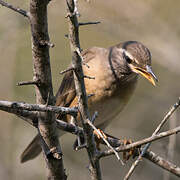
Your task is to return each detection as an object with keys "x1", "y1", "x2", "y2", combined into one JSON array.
[{"x1": 132, "y1": 65, "x2": 158, "y2": 86}]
